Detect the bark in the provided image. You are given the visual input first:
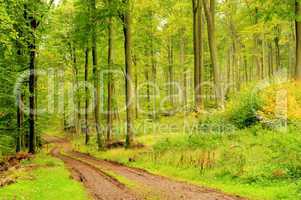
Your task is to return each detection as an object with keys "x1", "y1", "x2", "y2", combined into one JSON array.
[
  {"x1": 16, "y1": 37, "x2": 24, "y2": 152},
  {"x1": 151, "y1": 50, "x2": 157, "y2": 119},
  {"x1": 202, "y1": 0, "x2": 221, "y2": 105},
  {"x1": 168, "y1": 37, "x2": 174, "y2": 106},
  {"x1": 150, "y1": 17, "x2": 157, "y2": 120},
  {"x1": 133, "y1": 55, "x2": 138, "y2": 119},
  {"x1": 227, "y1": 47, "x2": 231, "y2": 85},
  {"x1": 274, "y1": 26, "x2": 281, "y2": 71},
  {"x1": 123, "y1": 0, "x2": 134, "y2": 147},
  {"x1": 28, "y1": 18, "x2": 37, "y2": 154},
  {"x1": 290, "y1": 22, "x2": 296, "y2": 78},
  {"x1": 243, "y1": 52, "x2": 248, "y2": 83},
  {"x1": 71, "y1": 45, "x2": 80, "y2": 135},
  {"x1": 268, "y1": 42, "x2": 274, "y2": 77},
  {"x1": 192, "y1": 0, "x2": 203, "y2": 110},
  {"x1": 84, "y1": 48, "x2": 90, "y2": 145},
  {"x1": 16, "y1": 94, "x2": 24, "y2": 152},
  {"x1": 91, "y1": 0, "x2": 103, "y2": 150},
  {"x1": 180, "y1": 30, "x2": 187, "y2": 108},
  {"x1": 252, "y1": 7, "x2": 263, "y2": 80},
  {"x1": 296, "y1": 0, "x2": 301, "y2": 79},
  {"x1": 107, "y1": 13, "x2": 113, "y2": 141},
  {"x1": 144, "y1": 48, "x2": 151, "y2": 114}
]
